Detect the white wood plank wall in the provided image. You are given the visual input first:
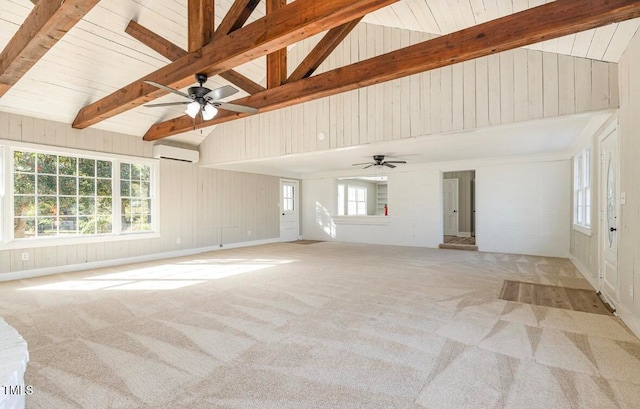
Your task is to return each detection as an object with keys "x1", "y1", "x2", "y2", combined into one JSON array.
[
  {"x1": 0, "y1": 113, "x2": 280, "y2": 275},
  {"x1": 201, "y1": 23, "x2": 619, "y2": 166}
]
